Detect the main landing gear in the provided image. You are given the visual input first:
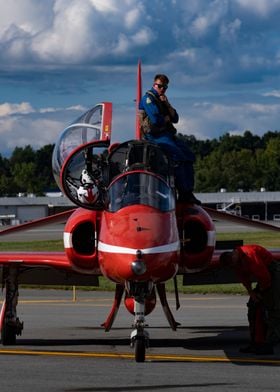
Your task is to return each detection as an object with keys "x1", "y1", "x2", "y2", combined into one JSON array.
[{"x1": 0, "y1": 267, "x2": 23, "y2": 345}]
